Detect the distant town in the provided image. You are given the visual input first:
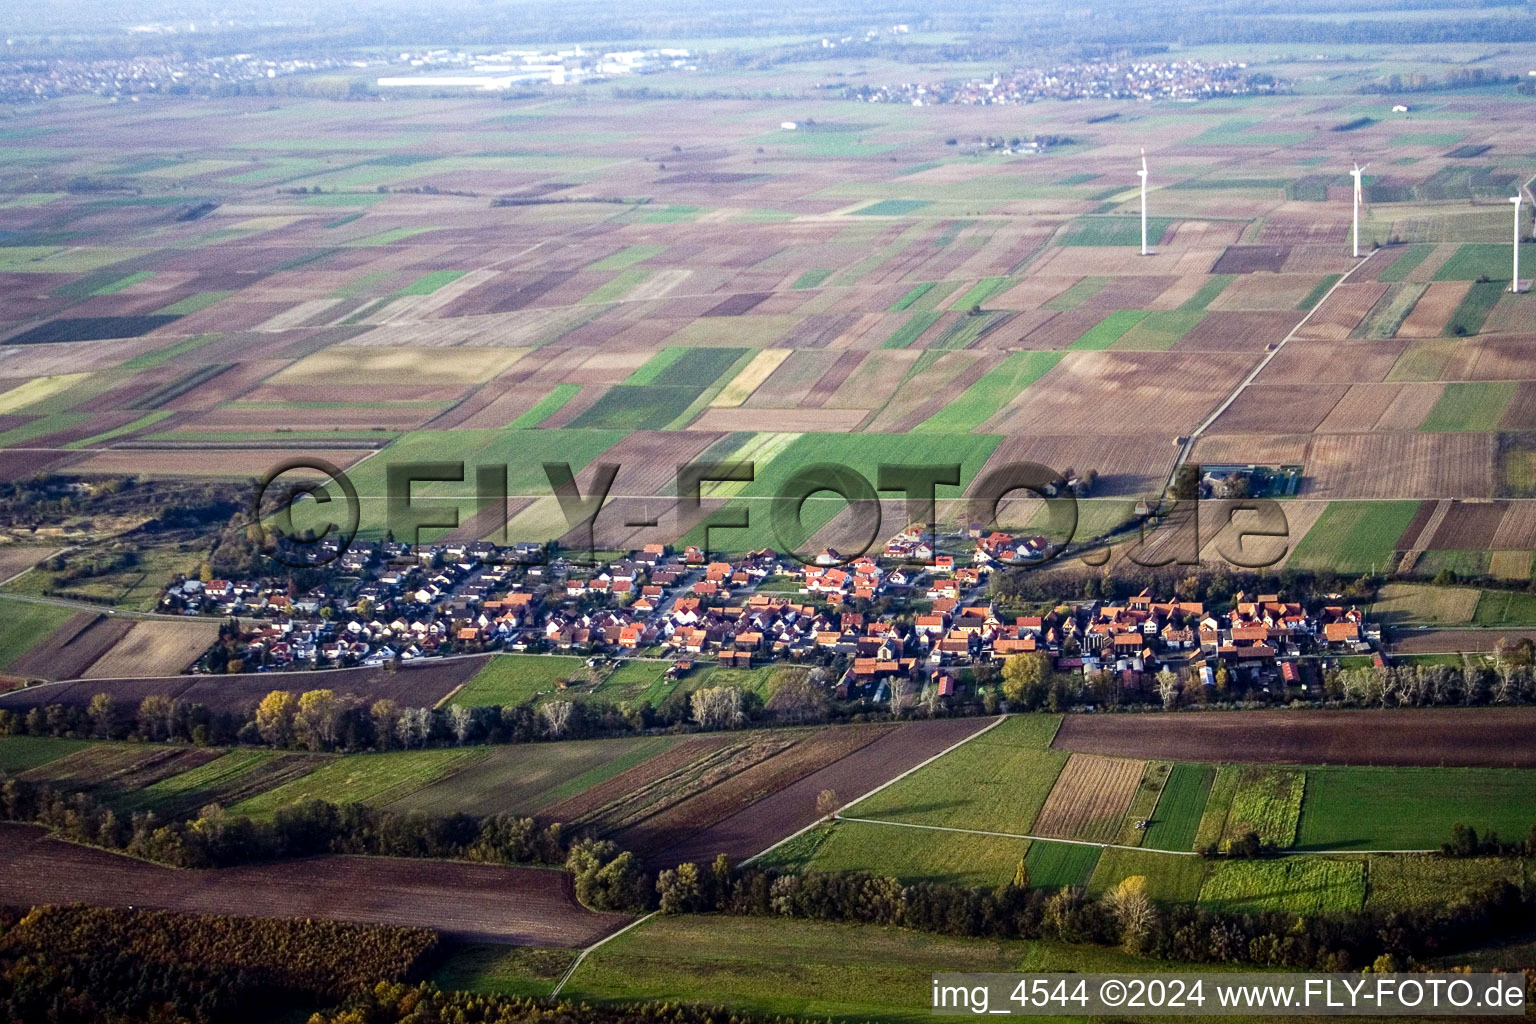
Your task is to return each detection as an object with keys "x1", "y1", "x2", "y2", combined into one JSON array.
[{"x1": 845, "y1": 59, "x2": 1290, "y2": 105}]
